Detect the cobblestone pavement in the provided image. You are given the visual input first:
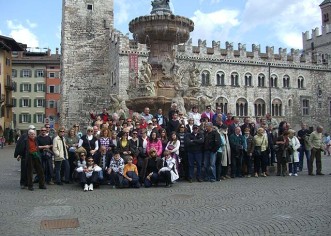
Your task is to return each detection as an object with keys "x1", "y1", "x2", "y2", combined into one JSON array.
[{"x1": 0, "y1": 145, "x2": 331, "y2": 236}]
